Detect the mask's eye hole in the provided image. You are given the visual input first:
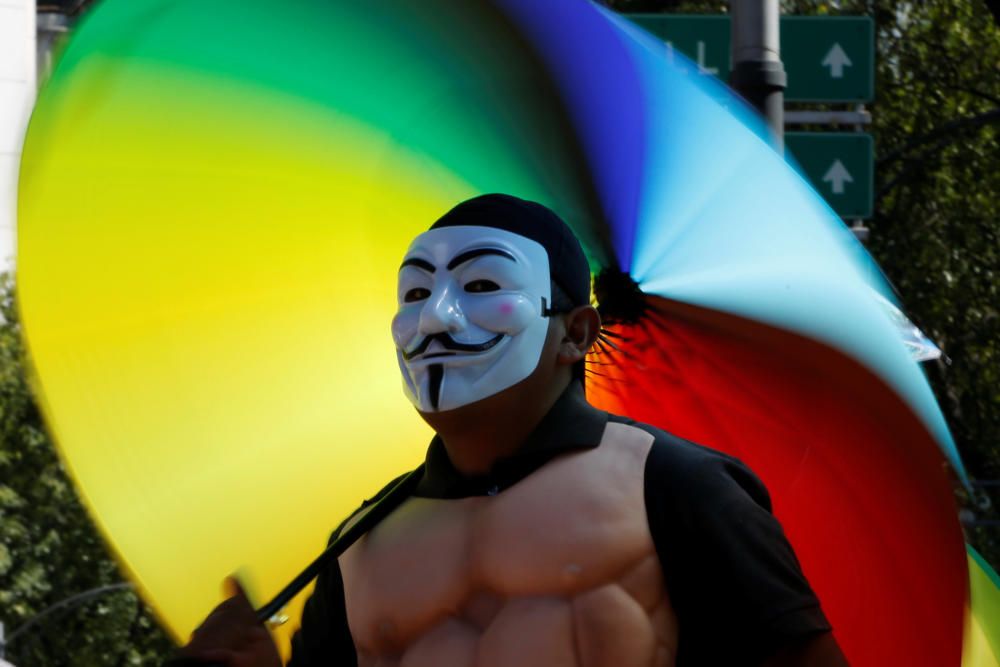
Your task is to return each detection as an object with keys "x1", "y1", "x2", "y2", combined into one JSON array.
[
  {"x1": 404, "y1": 287, "x2": 431, "y2": 302},
  {"x1": 464, "y1": 279, "x2": 501, "y2": 293}
]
